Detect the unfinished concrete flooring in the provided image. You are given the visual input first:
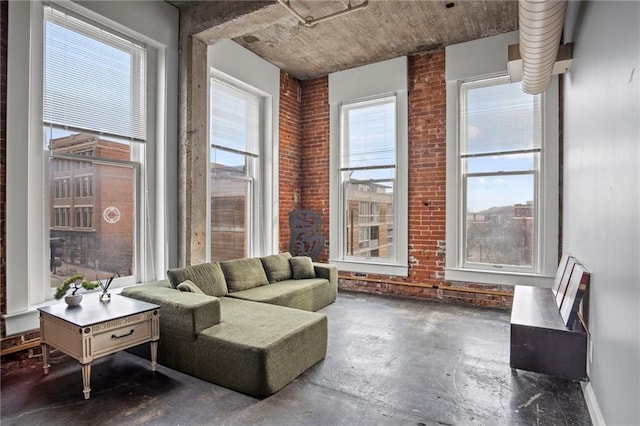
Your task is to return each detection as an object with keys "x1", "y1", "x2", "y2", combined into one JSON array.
[{"x1": 1, "y1": 291, "x2": 591, "y2": 425}]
